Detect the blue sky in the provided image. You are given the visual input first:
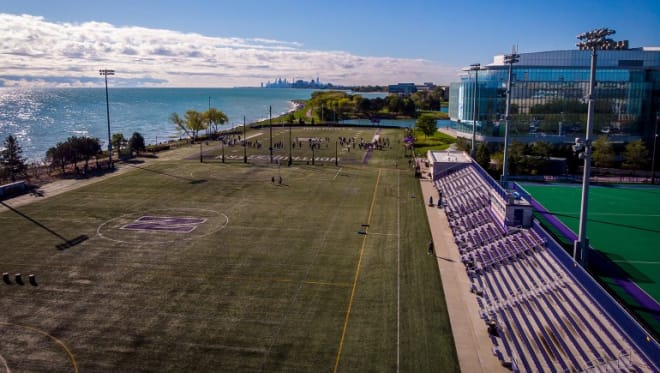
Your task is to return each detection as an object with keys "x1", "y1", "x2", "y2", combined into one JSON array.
[{"x1": 1, "y1": 0, "x2": 658, "y2": 87}]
